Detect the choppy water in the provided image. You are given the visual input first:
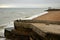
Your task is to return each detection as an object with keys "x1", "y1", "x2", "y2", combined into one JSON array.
[{"x1": 0, "y1": 8, "x2": 47, "y2": 25}]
